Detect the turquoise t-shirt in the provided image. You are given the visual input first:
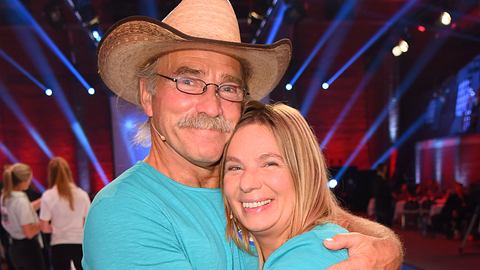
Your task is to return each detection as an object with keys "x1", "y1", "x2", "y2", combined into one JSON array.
[
  {"x1": 82, "y1": 162, "x2": 257, "y2": 269},
  {"x1": 264, "y1": 223, "x2": 348, "y2": 270}
]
